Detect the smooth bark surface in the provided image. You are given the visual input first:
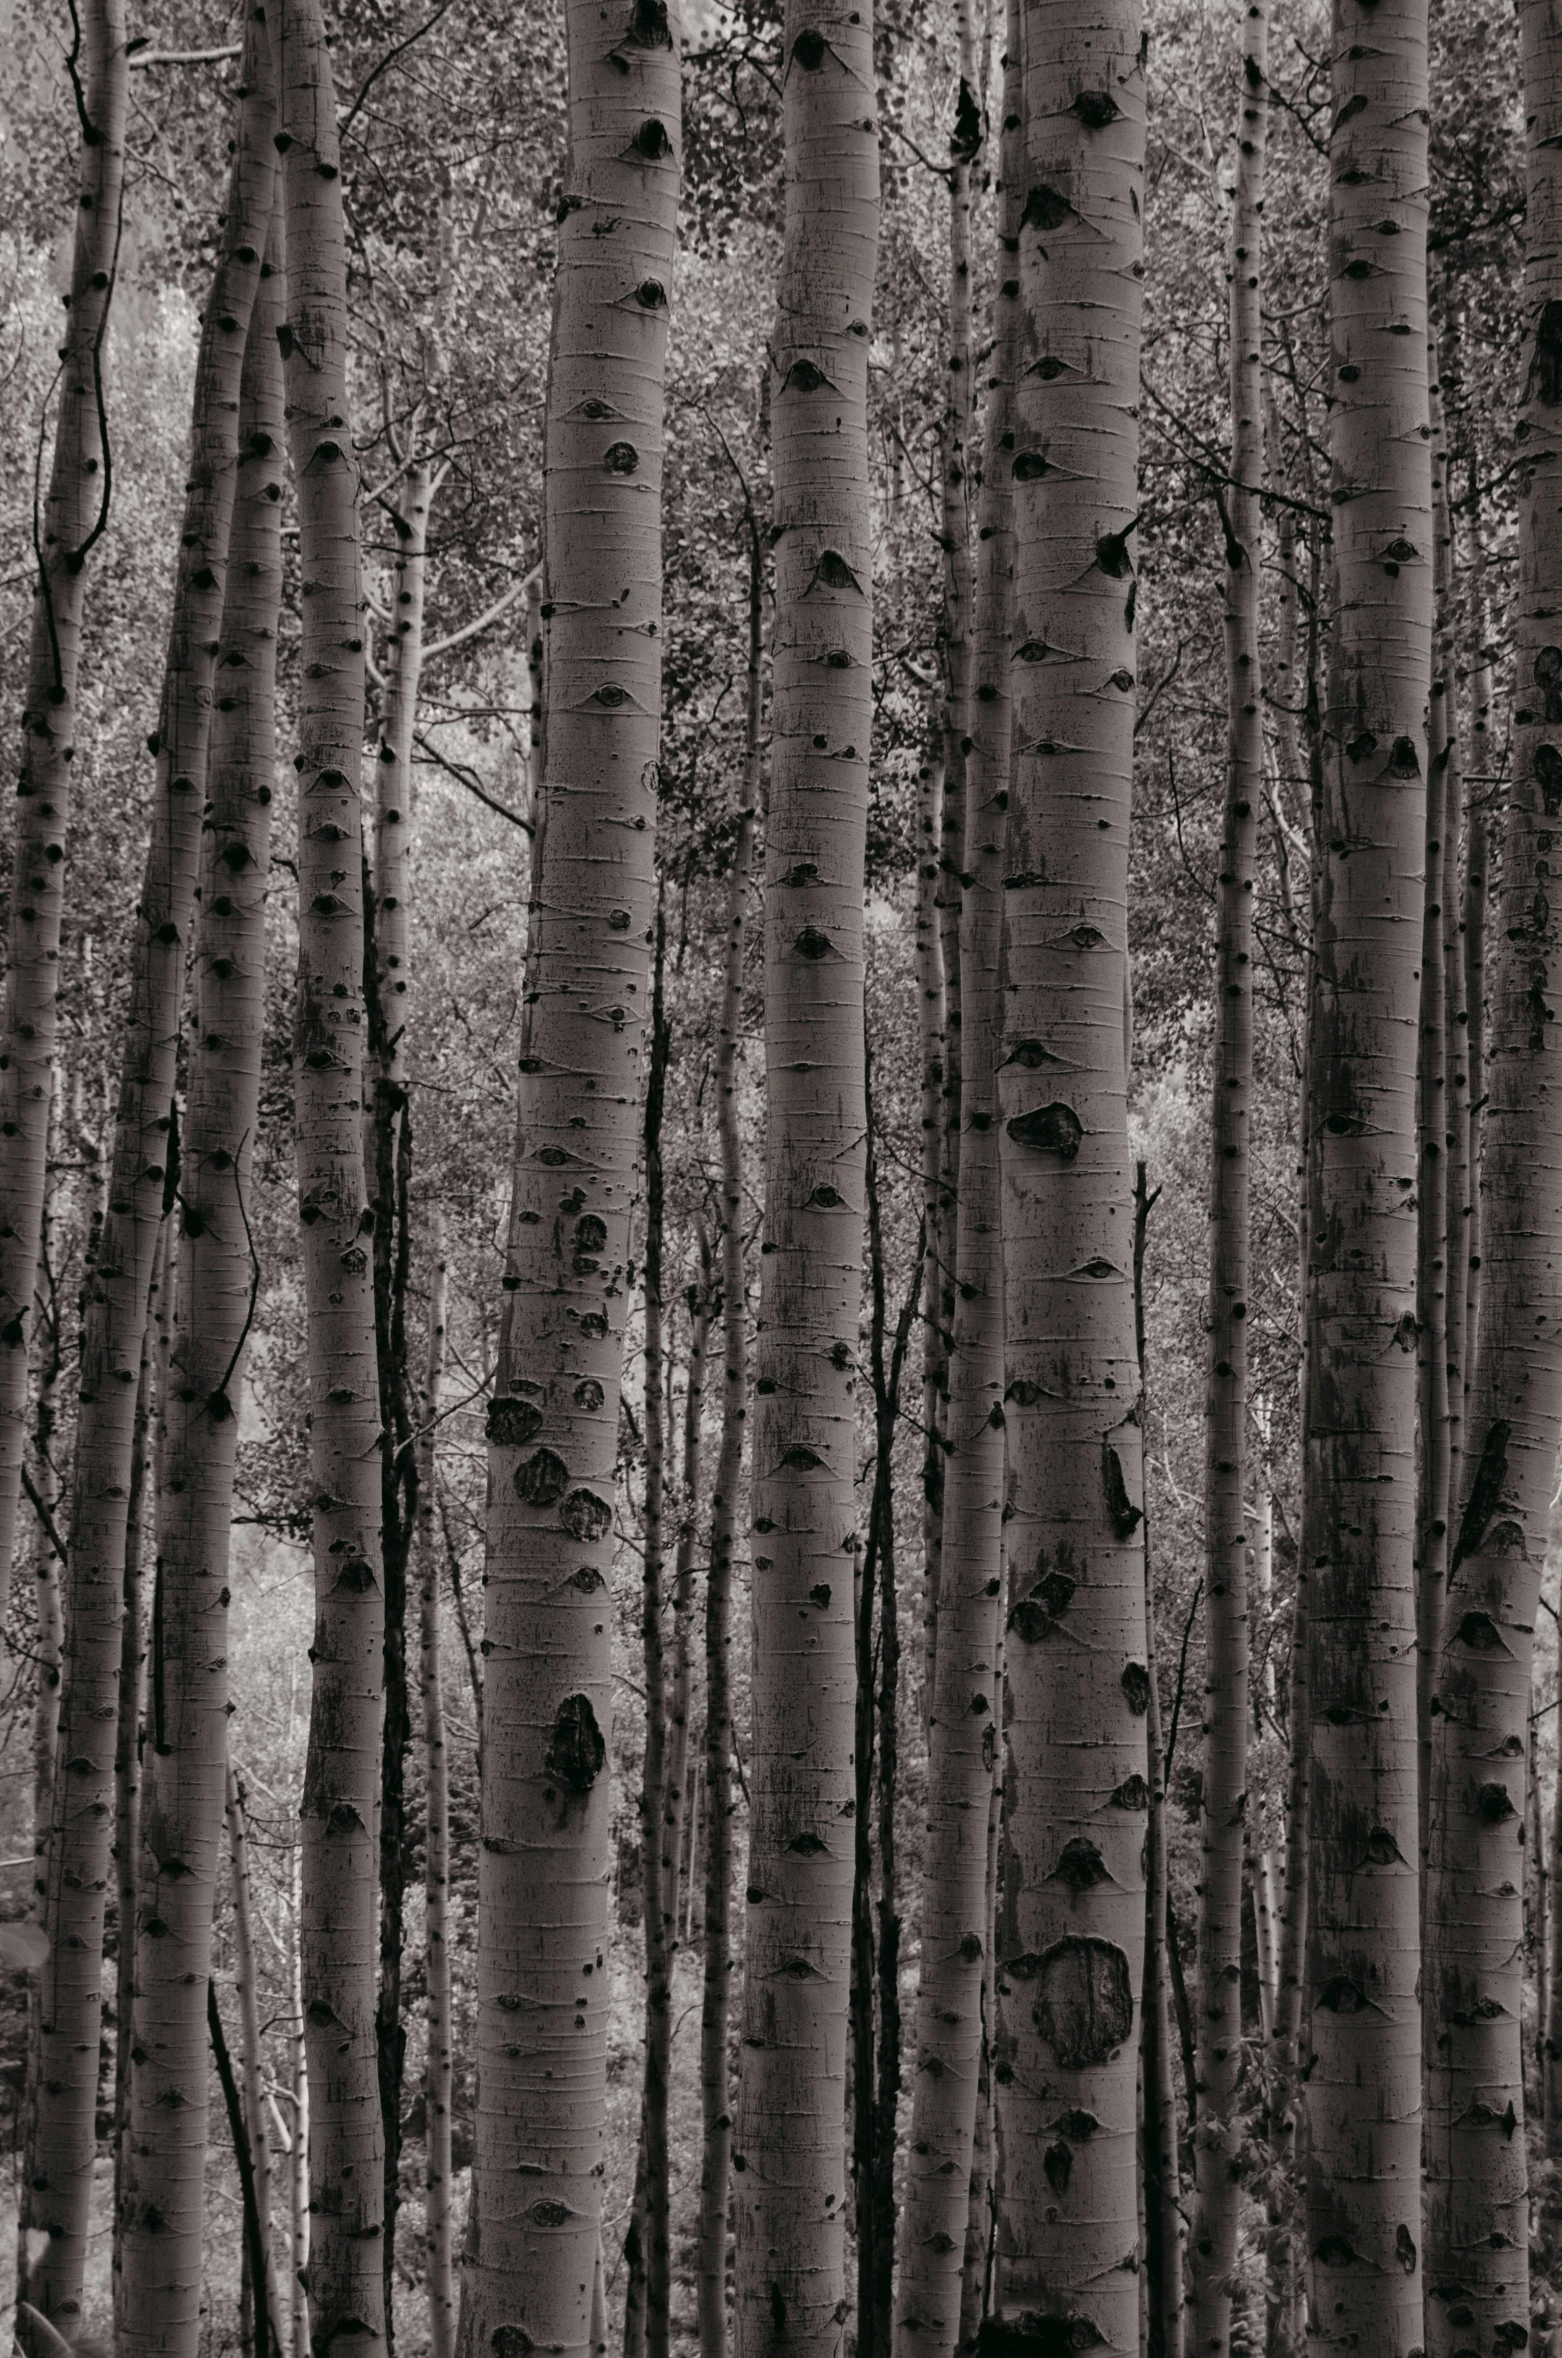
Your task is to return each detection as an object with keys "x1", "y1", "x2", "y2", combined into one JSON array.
[
  {"x1": 418, "y1": 1234, "x2": 455, "y2": 2358},
  {"x1": 988, "y1": 4, "x2": 1148, "y2": 2348},
  {"x1": 733, "y1": 9, "x2": 878, "y2": 2358},
  {"x1": 473, "y1": 6, "x2": 681, "y2": 2349}
]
